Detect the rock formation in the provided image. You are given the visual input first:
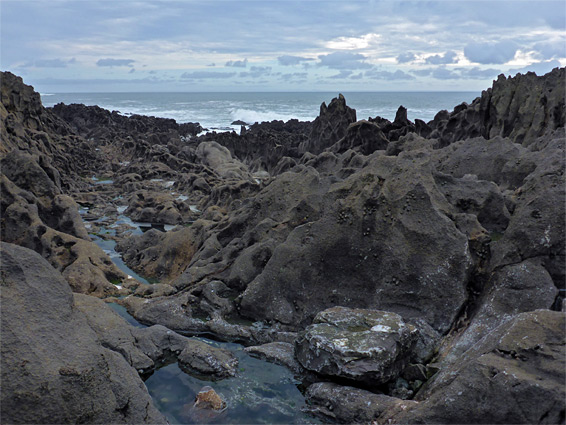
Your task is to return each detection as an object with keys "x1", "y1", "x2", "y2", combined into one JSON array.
[{"x1": 1, "y1": 68, "x2": 564, "y2": 424}]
